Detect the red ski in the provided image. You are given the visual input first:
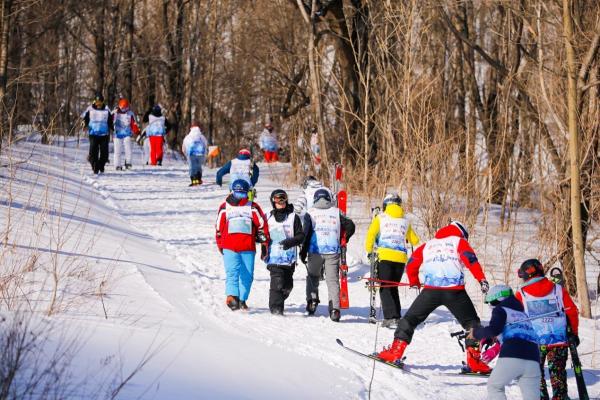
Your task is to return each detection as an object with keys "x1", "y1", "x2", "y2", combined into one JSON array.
[{"x1": 335, "y1": 163, "x2": 349, "y2": 309}]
